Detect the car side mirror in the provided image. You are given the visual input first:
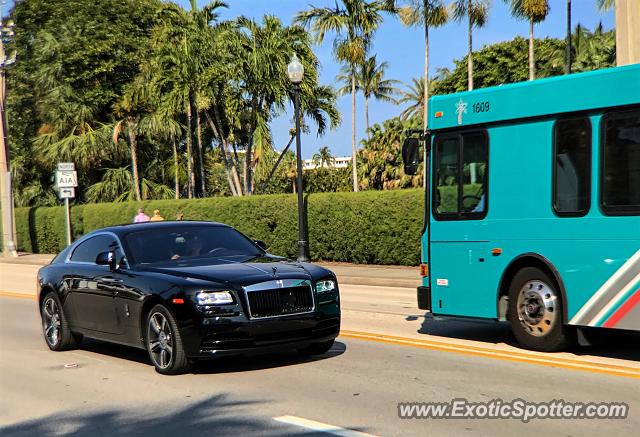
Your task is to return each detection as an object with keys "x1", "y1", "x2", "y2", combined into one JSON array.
[
  {"x1": 254, "y1": 240, "x2": 268, "y2": 251},
  {"x1": 402, "y1": 137, "x2": 421, "y2": 176},
  {"x1": 96, "y1": 251, "x2": 116, "y2": 271}
]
